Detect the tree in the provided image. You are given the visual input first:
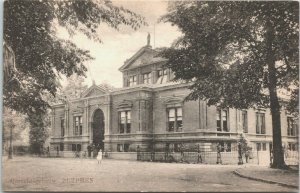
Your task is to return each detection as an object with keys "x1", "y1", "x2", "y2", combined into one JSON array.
[
  {"x1": 2, "y1": 108, "x2": 29, "y2": 152},
  {"x1": 160, "y1": 1, "x2": 298, "y2": 169},
  {"x1": 27, "y1": 113, "x2": 50, "y2": 155},
  {"x1": 3, "y1": 0, "x2": 145, "y2": 116},
  {"x1": 61, "y1": 74, "x2": 88, "y2": 100}
]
